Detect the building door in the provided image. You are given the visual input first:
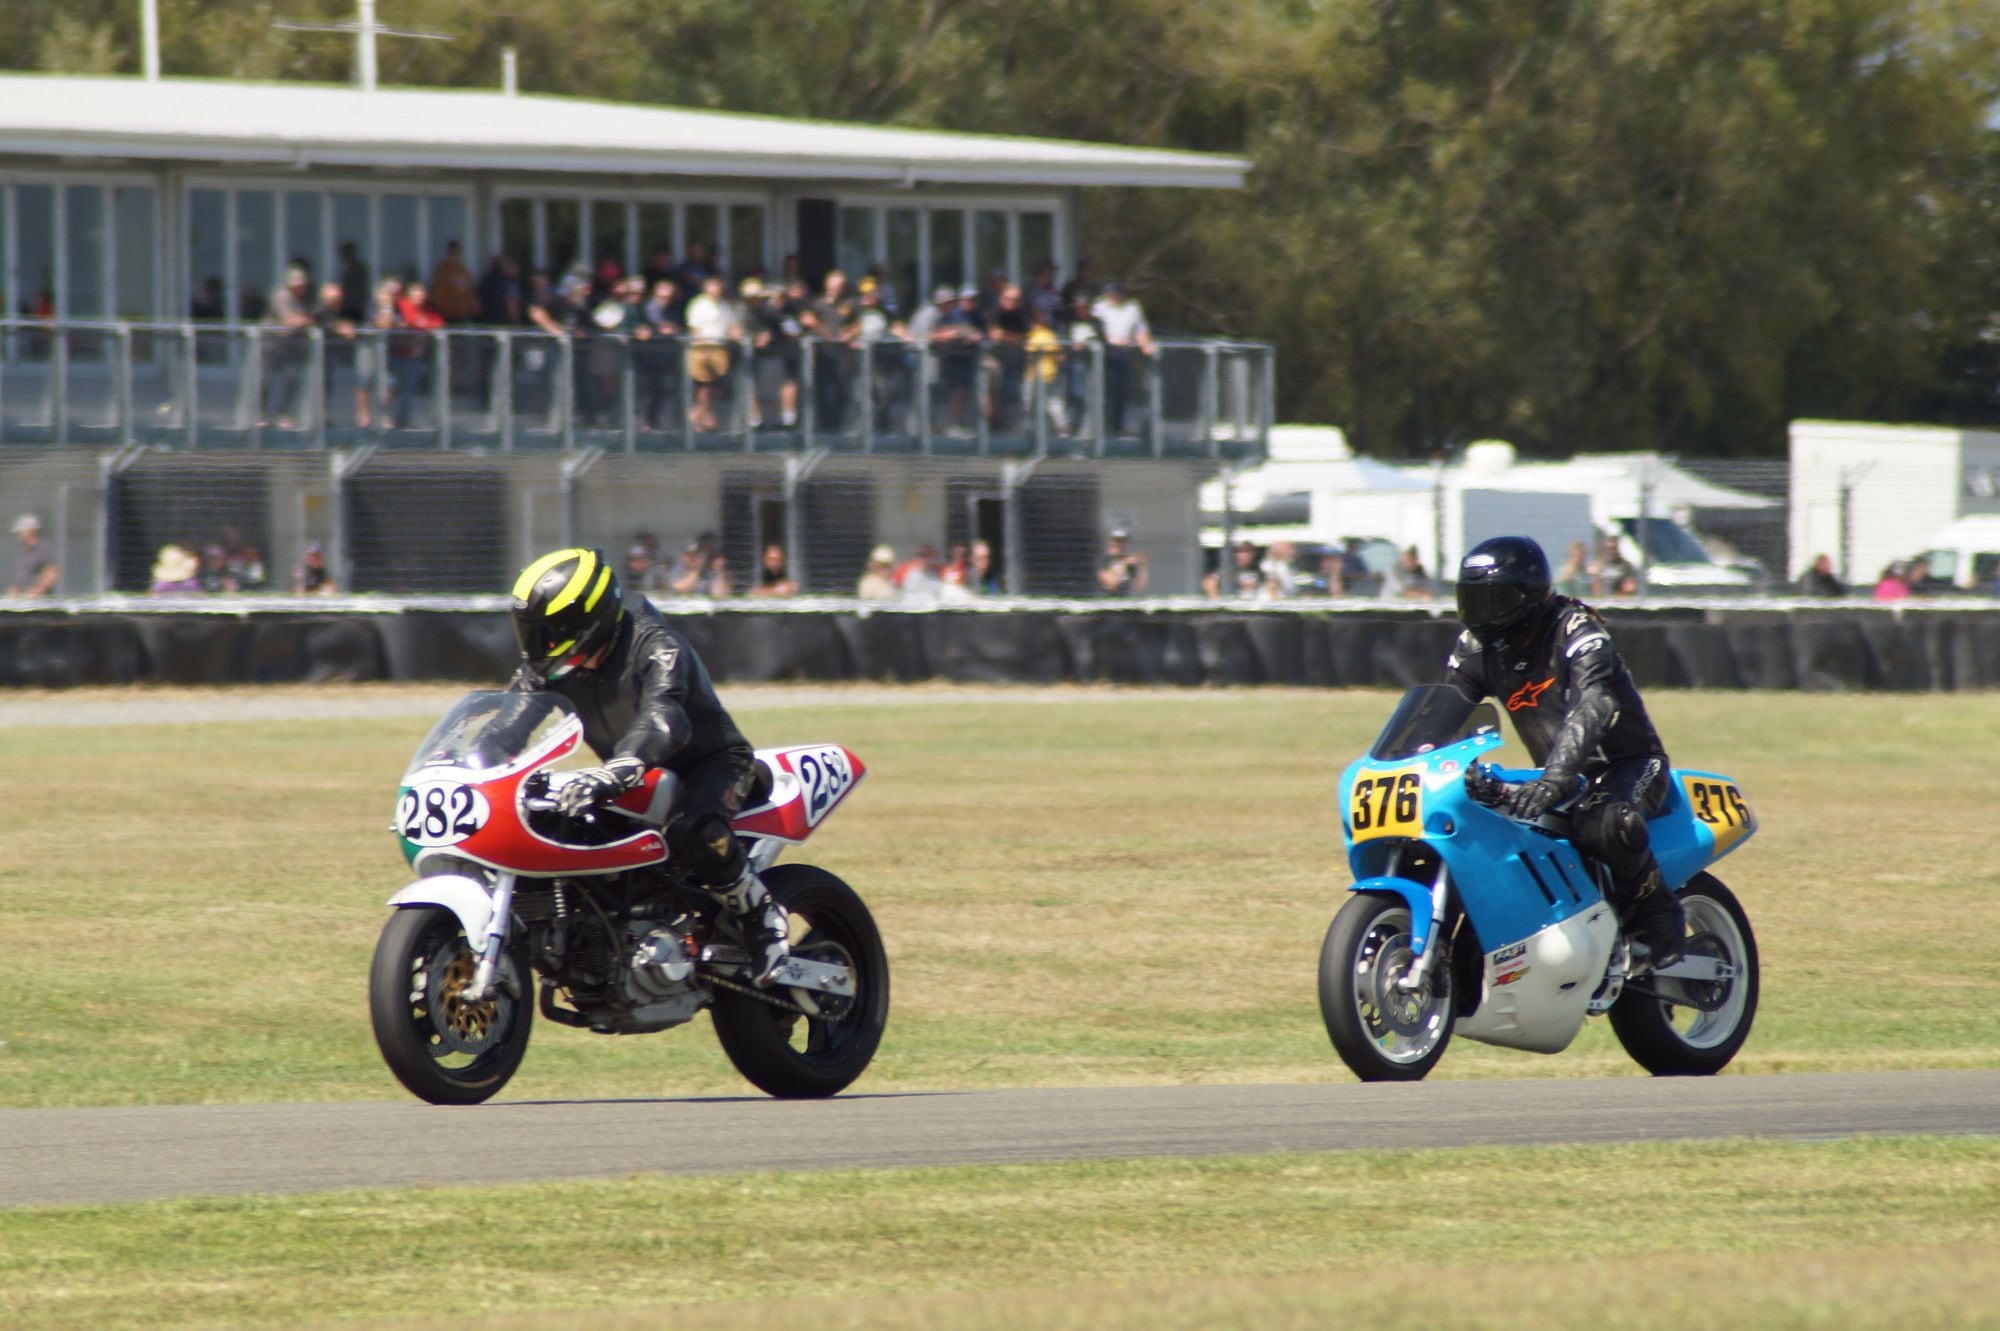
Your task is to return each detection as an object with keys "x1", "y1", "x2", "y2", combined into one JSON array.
[{"x1": 796, "y1": 199, "x2": 836, "y2": 287}]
